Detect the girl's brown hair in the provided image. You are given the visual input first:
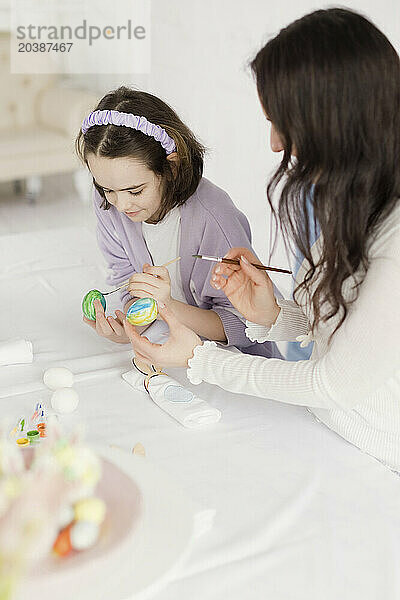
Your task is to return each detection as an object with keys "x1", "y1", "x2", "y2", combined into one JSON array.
[{"x1": 76, "y1": 87, "x2": 205, "y2": 221}]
